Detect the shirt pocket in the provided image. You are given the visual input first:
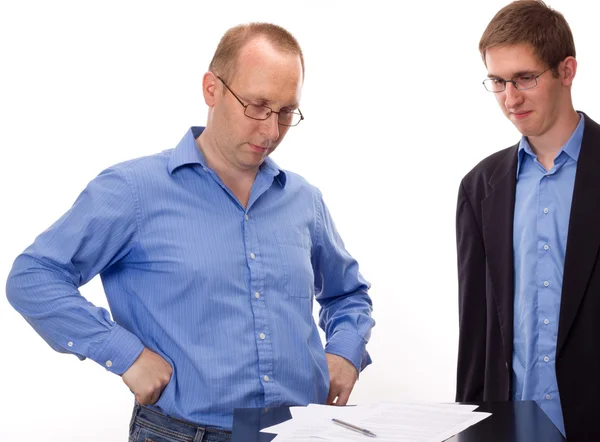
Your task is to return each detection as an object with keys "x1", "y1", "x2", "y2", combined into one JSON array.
[{"x1": 274, "y1": 228, "x2": 314, "y2": 298}]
